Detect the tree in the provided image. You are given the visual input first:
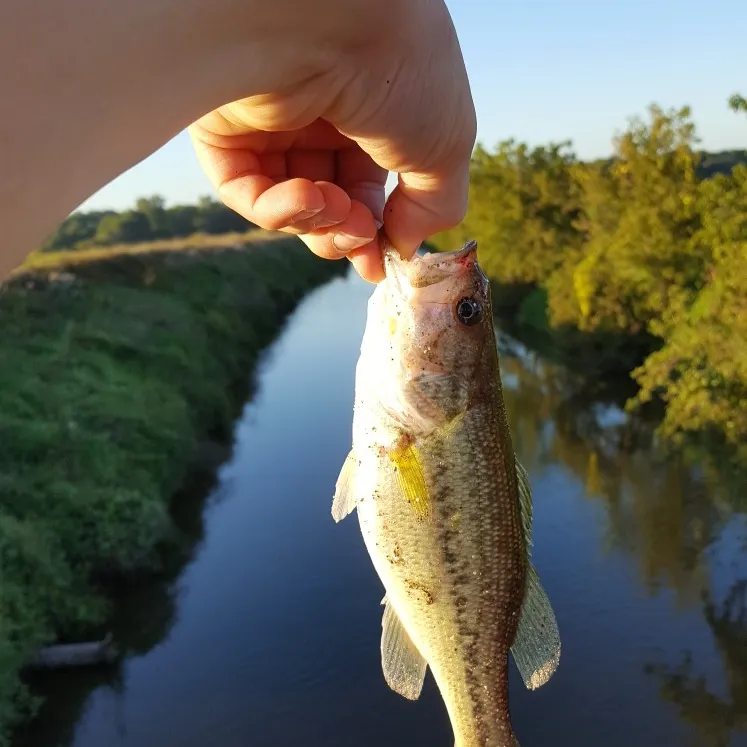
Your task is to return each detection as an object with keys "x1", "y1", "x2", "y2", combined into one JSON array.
[
  {"x1": 630, "y1": 164, "x2": 747, "y2": 453},
  {"x1": 165, "y1": 204, "x2": 199, "y2": 238},
  {"x1": 135, "y1": 196, "x2": 169, "y2": 239},
  {"x1": 430, "y1": 98, "x2": 747, "y2": 457},
  {"x1": 432, "y1": 139, "x2": 583, "y2": 286},
  {"x1": 94, "y1": 210, "x2": 152, "y2": 245},
  {"x1": 729, "y1": 93, "x2": 747, "y2": 115},
  {"x1": 194, "y1": 196, "x2": 253, "y2": 234},
  {"x1": 40, "y1": 210, "x2": 116, "y2": 252},
  {"x1": 552, "y1": 105, "x2": 704, "y2": 338}
]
